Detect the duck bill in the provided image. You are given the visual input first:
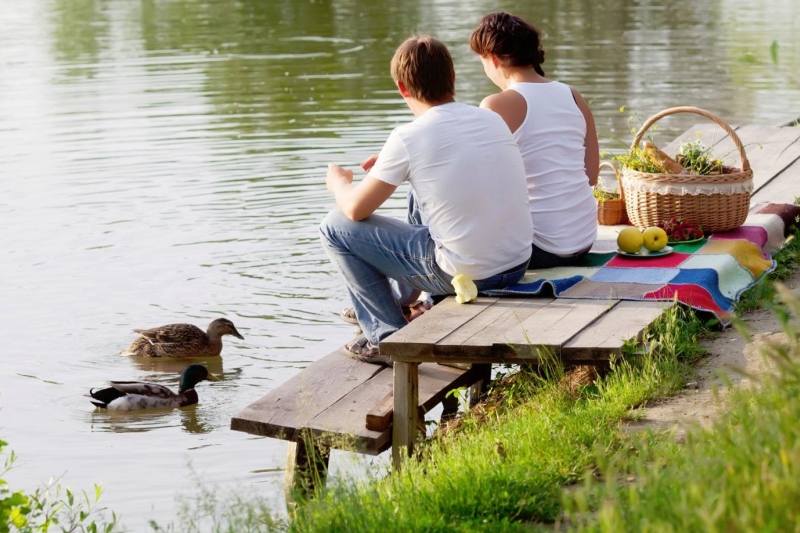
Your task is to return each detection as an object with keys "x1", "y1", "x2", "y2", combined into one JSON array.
[
  {"x1": 233, "y1": 329, "x2": 244, "y2": 340},
  {"x1": 206, "y1": 374, "x2": 221, "y2": 382}
]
